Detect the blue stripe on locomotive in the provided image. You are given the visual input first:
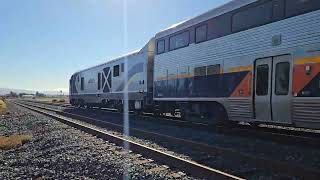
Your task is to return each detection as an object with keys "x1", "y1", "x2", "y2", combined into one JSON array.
[{"x1": 154, "y1": 71, "x2": 249, "y2": 98}]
